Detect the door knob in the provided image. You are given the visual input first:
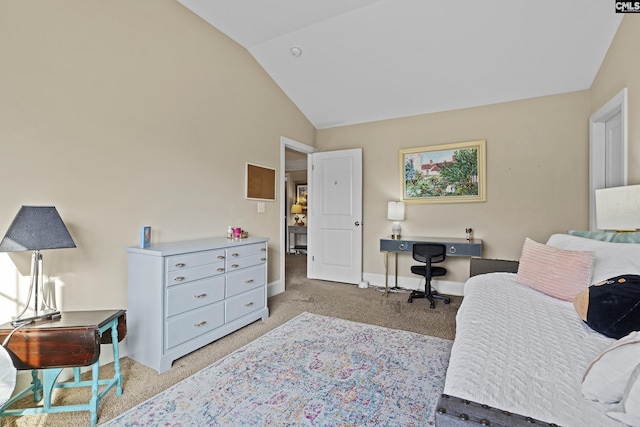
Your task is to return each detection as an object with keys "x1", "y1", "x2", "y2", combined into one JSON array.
[{"x1": 355, "y1": 221, "x2": 361, "y2": 226}]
